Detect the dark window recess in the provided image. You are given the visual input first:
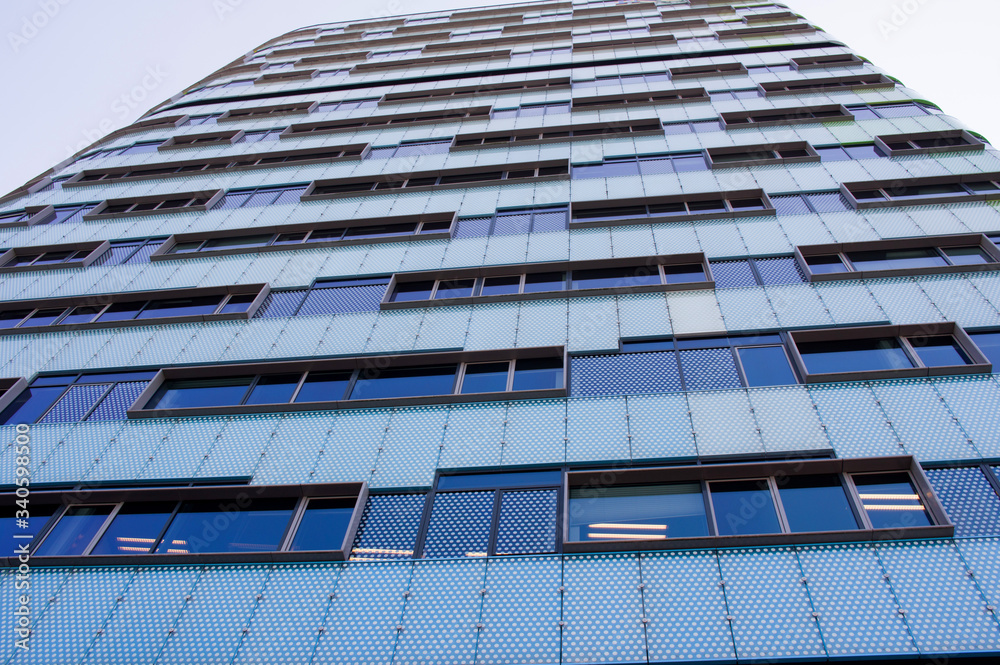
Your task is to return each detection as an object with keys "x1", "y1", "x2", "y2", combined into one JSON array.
[
  {"x1": 350, "y1": 493, "x2": 426, "y2": 560},
  {"x1": 1, "y1": 249, "x2": 90, "y2": 269},
  {"x1": 315, "y1": 99, "x2": 379, "y2": 112},
  {"x1": 0, "y1": 210, "x2": 32, "y2": 225},
  {"x1": 760, "y1": 74, "x2": 892, "y2": 95},
  {"x1": 39, "y1": 204, "x2": 99, "y2": 225},
  {"x1": 453, "y1": 121, "x2": 662, "y2": 147},
  {"x1": 90, "y1": 239, "x2": 166, "y2": 267},
  {"x1": 573, "y1": 152, "x2": 708, "y2": 179},
  {"x1": 573, "y1": 89, "x2": 708, "y2": 109},
  {"x1": 0, "y1": 371, "x2": 156, "y2": 425},
  {"x1": 287, "y1": 109, "x2": 488, "y2": 135},
  {"x1": 711, "y1": 144, "x2": 817, "y2": 165},
  {"x1": 511, "y1": 47, "x2": 571, "y2": 58},
  {"x1": 846, "y1": 102, "x2": 938, "y2": 120},
  {"x1": 186, "y1": 113, "x2": 223, "y2": 126},
  {"x1": 491, "y1": 102, "x2": 571, "y2": 119},
  {"x1": 254, "y1": 278, "x2": 390, "y2": 317},
  {"x1": 573, "y1": 72, "x2": 671, "y2": 89},
  {"x1": 710, "y1": 256, "x2": 806, "y2": 288},
  {"x1": 879, "y1": 132, "x2": 982, "y2": 153},
  {"x1": 571, "y1": 197, "x2": 768, "y2": 224},
  {"x1": 366, "y1": 140, "x2": 453, "y2": 159},
  {"x1": 804, "y1": 245, "x2": 996, "y2": 276},
  {"x1": 453, "y1": 207, "x2": 569, "y2": 239},
  {"x1": 75, "y1": 141, "x2": 163, "y2": 162},
  {"x1": 100, "y1": 196, "x2": 208, "y2": 216},
  {"x1": 0, "y1": 292, "x2": 253, "y2": 331},
  {"x1": 769, "y1": 191, "x2": 852, "y2": 215},
  {"x1": 815, "y1": 143, "x2": 885, "y2": 161},
  {"x1": 722, "y1": 106, "x2": 853, "y2": 128},
  {"x1": 846, "y1": 176, "x2": 1000, "y2": 205},
  {"x1": 571, "y1": 334, "x2": 797, "y2": 396},
  {"x1": 238, "y1": 129, "x2": 286, "y2": 144},
  {"x1": 746, "y1": 63, "x2": 794, "y2": 74},
  {"x1": 224, "y1": 103, "x2": 314, "y2": 120},
  {"x1": 796, "y1": 334, "x2": 974, "y2": 375},
  {"x1": 419, "y1": 472, "x2": 560, "y2": 558},
  {"x1": 310, "y1": 165, "x2": 566, "y2": 196},
  {"x1": 215, "y1": 185, "x2": 308, "y2": 210}
]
